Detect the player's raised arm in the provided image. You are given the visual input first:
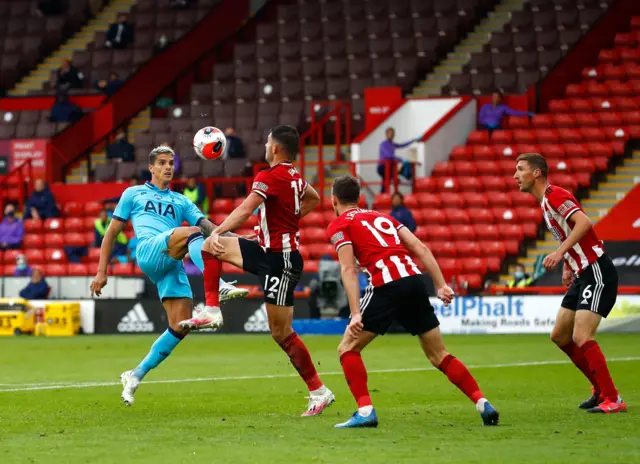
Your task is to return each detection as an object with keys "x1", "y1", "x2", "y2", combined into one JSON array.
[
  {"x1": 299, "y1": 183, "x2": 320, "y2": 218},
  {"x1": 90, "y1": 216, "x2": 127, "y2": 297},
  {"x1": 398, "y1": 227, "x2": 454, "y2": 306}
]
